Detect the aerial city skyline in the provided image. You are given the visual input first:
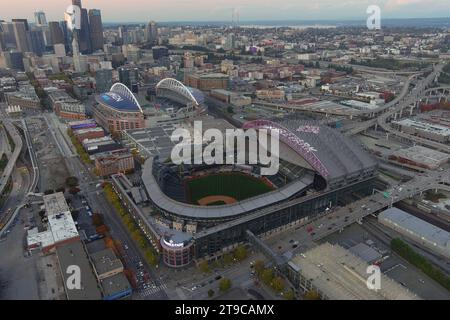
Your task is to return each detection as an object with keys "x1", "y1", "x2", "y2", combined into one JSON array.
[{"x1": 0, "y1": 0, "x2": 449, "y2": 306}]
